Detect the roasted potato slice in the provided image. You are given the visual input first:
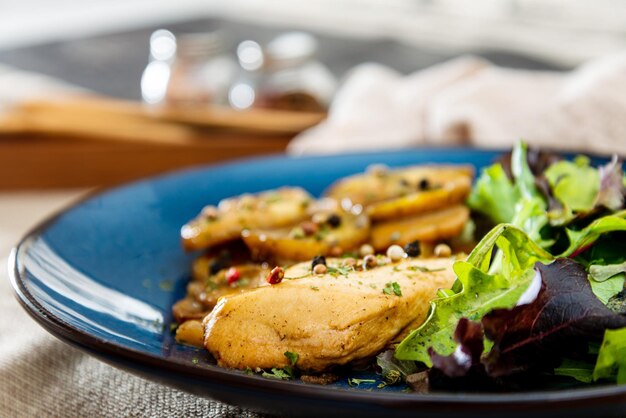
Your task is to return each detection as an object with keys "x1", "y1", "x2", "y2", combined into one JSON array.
[
  {"x1": 325, "y1": 164, "x2": 473, "y2": 208},
  {"x1": 370, "y1": 205, "x2": 470, "y2": 251},
  {"x1": 181, "y1": 187, "x2": 312, "y2": 251},
  {"x1": 367, "y1": 175, "x2": 472, "y2": 221},
  {"x1": 175, "y1": 319, "x2": 205, "y2": 347},
  {"x1": 242, "y1": 208, "x2": 370, "y2": 262}
]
